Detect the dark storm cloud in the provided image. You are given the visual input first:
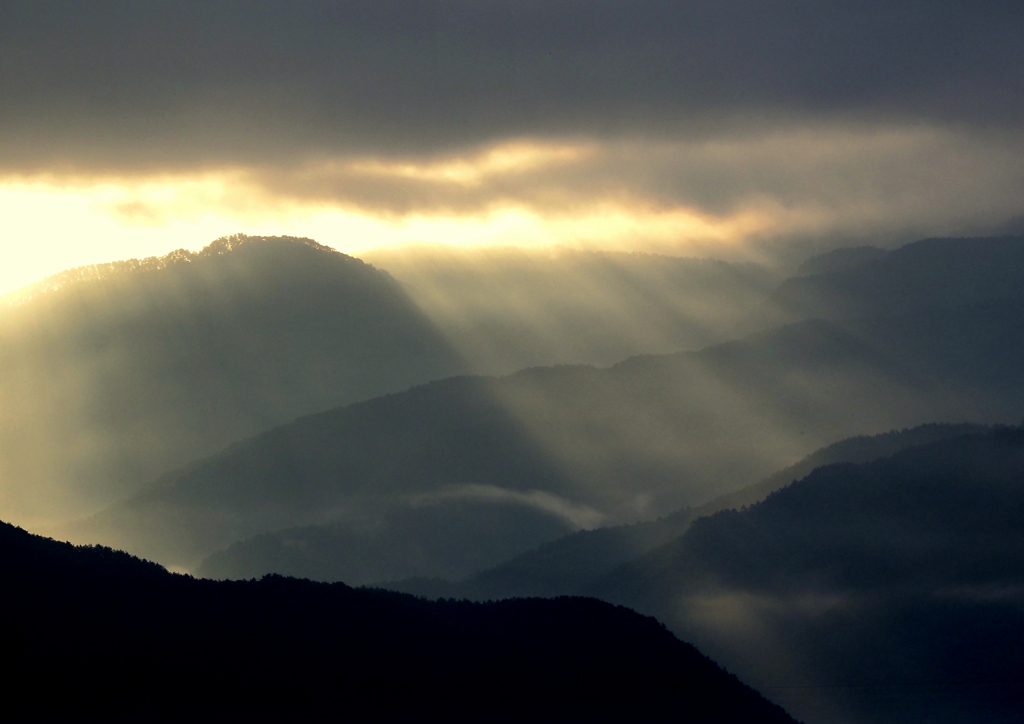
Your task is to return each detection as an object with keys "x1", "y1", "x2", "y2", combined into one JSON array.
[{"x1": 2, "y1": 0, "x2": 1022, "y2": 171}]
